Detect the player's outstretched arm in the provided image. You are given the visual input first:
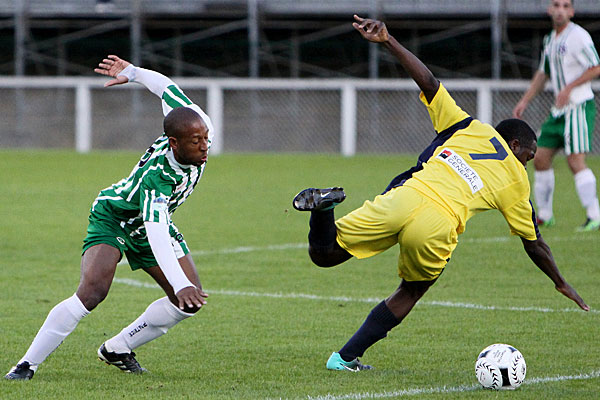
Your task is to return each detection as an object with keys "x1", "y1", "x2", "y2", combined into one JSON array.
[
  {"x1": 352, "y1": 14, "x2": 439, "y2": 102},
  {"x1": 94, "y1": 54, "x2": 178, "y2": 104},
  {"x1": 521, "y1": 236, "x2": 589, "y2": 311},
  {"x1": 94, "y1": 55, "x2": 131, "y2": 87}
]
